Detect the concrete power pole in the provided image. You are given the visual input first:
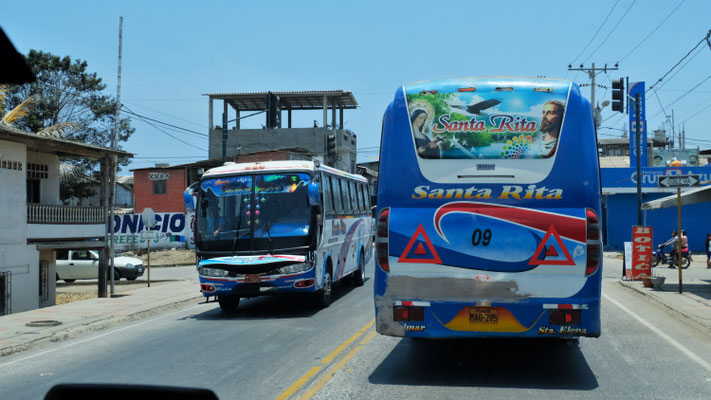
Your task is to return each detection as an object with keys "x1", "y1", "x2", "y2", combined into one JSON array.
[{"x1": 567, "y1": 63, "x2": 619, "y2": 129}]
